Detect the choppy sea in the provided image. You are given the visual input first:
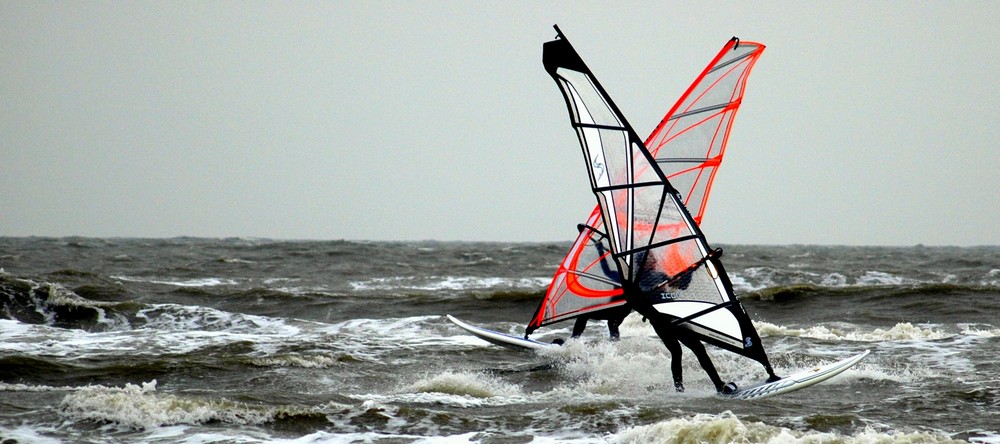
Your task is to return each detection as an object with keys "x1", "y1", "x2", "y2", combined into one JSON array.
[{"x1": 1, "y1": 237, "x2": 998, "y2": 443}]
